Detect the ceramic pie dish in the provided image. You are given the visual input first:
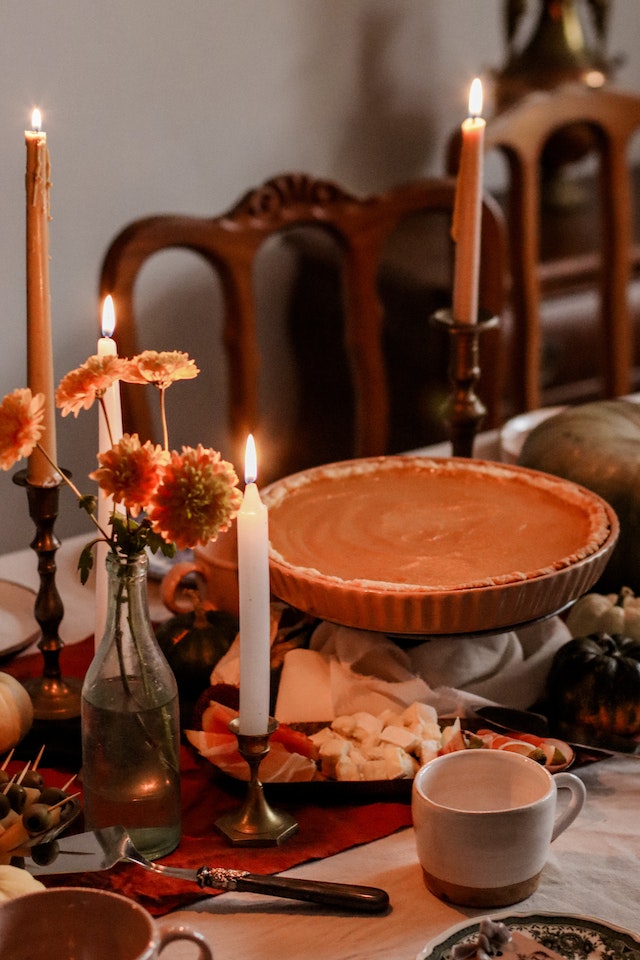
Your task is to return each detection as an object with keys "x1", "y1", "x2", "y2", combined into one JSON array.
[{"x1": 263, "y1": 456, "x2": 618, "y2": 636}]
